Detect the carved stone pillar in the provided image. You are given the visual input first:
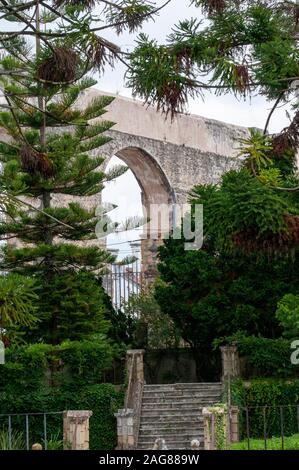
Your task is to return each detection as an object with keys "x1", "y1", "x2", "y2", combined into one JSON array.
[
  {"x1": 63, "y1": 410, "x2": 92, "y2": 450},
  {"x1": 220, "y1": 345, "x2": 240, "y2": 381},
  {"x1": 115, "y1": 409, "x2": 135, "y2": 450}
]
